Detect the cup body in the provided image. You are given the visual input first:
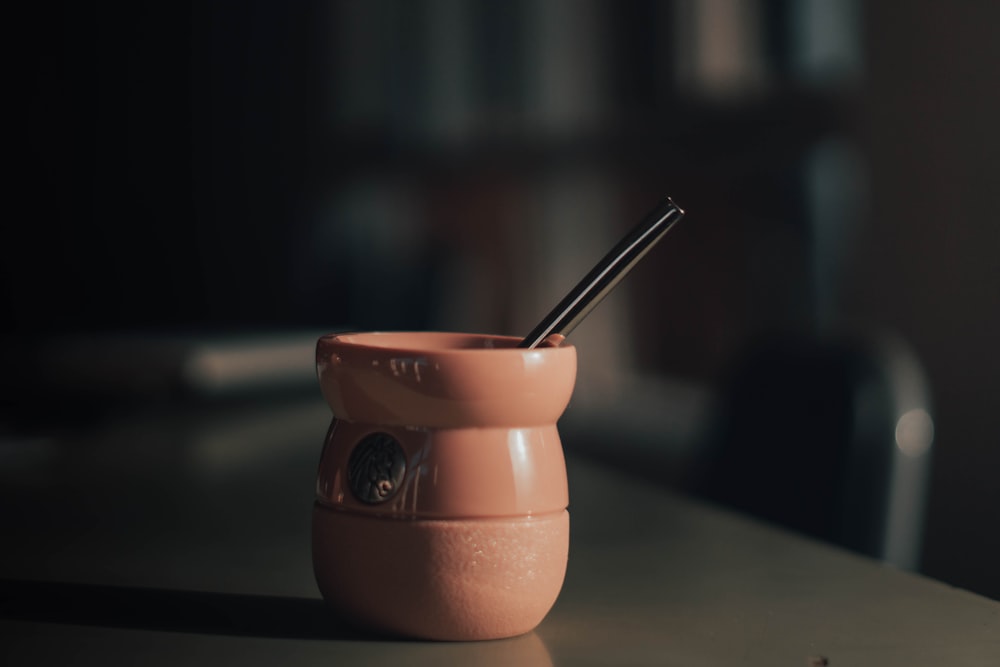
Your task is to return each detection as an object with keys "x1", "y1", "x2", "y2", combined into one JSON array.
[{"x1": 312, "y1": 332, "x2": 576, "y2": 640}]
